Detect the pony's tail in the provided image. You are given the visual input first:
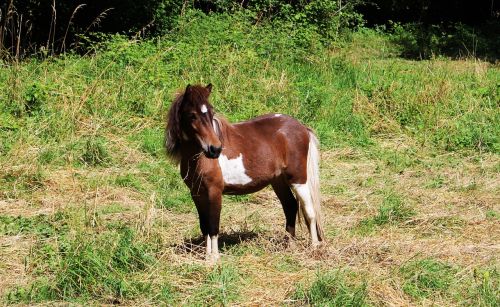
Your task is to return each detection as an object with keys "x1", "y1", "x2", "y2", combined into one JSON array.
[{"x1": 306, "y1": 131, "x2": 324, "y2": 241}]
